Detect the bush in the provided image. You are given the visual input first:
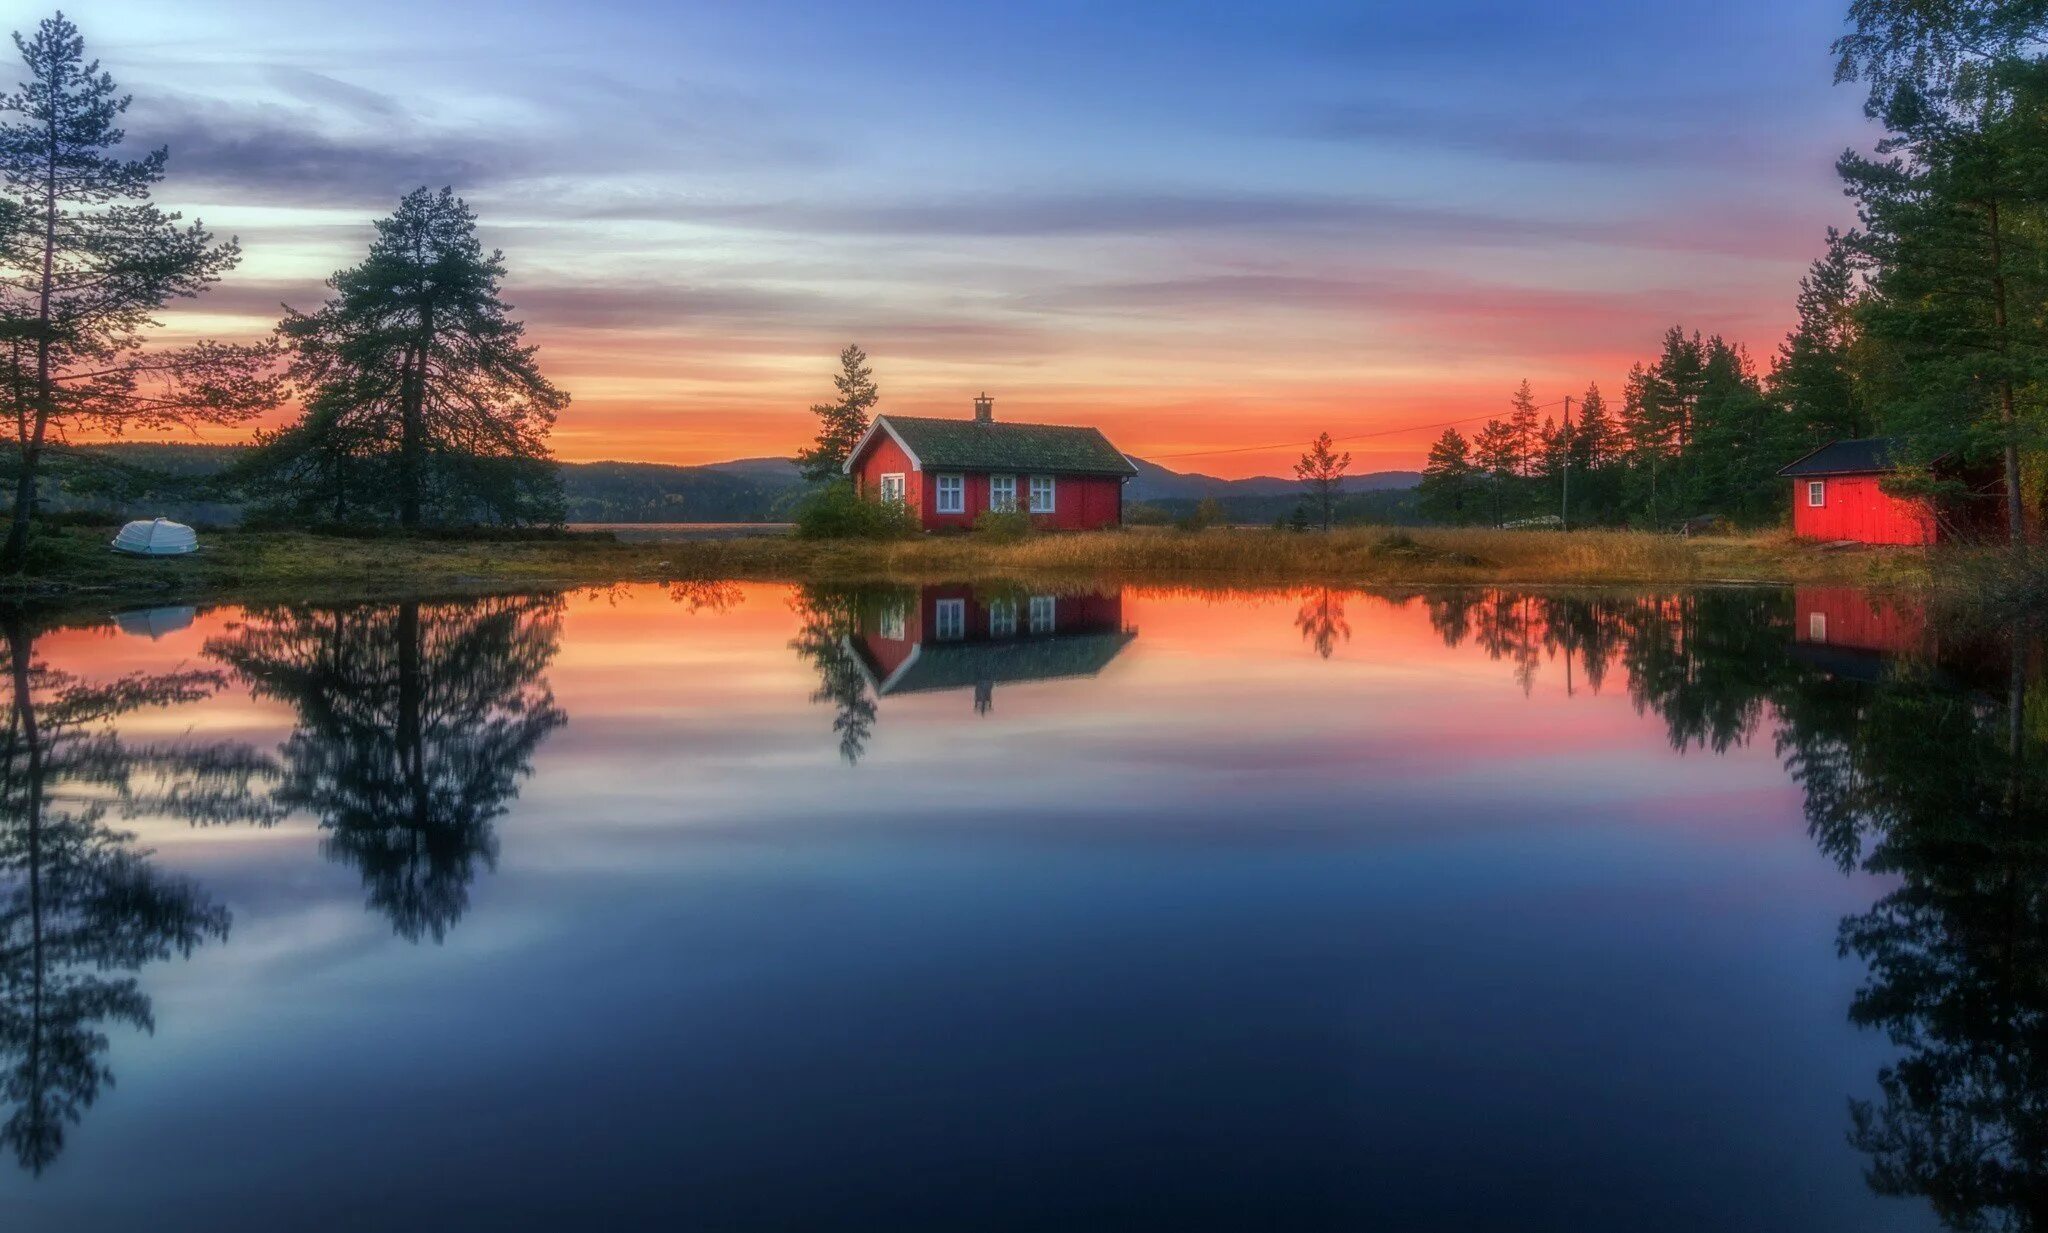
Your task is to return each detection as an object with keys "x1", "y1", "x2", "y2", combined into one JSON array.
[
  {"x1": 1124, "y1": 501, "x2": 1173, "y2": 527},
  {"x1": 793, "y1": 482, "x2": 920, "y2": 540},
  {"x1": 1178, "y1": 496, "x2": 1227, "y2": 532},
  {"x1": 972, "y1": 509, "x2": 1036, "y2": 543}
]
